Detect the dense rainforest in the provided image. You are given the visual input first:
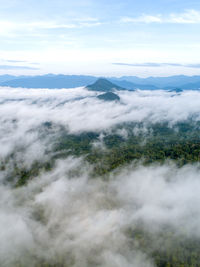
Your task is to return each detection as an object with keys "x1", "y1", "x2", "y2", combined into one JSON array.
[
  {"x1": 1, "y1": 120, "x2": 200, "y2": 266},
  {"x1": 4, "y1": 120, "x2": 200, "y2": 186}
]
